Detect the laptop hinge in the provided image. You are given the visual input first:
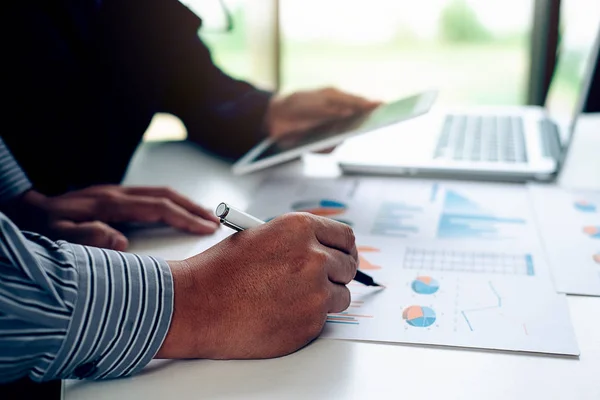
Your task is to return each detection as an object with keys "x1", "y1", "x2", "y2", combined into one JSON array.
[{"x1": 538, "y1": 119, "x2": 562, "y2": 160}]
